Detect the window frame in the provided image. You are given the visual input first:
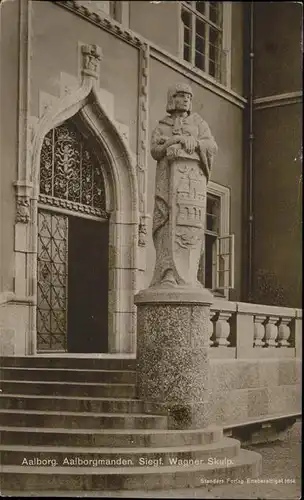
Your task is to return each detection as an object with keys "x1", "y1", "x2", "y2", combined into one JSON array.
[
  {"x1": 75, "y1": 1, "x2": 130, "y2": 27},
  {"x1": 202, "y1": 181, "x2": 232, "y2": 299},
  {"x1": 110, "y1": 1, "x2": 130, "y2": 26},
  {"x1": 179, "y1": 1, "x2": 232, "y2": 87}
]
